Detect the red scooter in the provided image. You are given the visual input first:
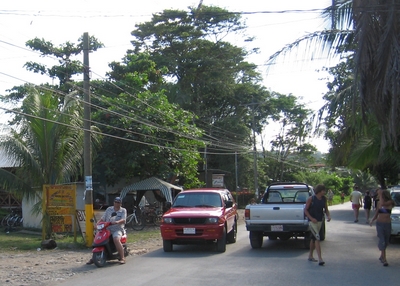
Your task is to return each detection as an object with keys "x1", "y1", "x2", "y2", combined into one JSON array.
[{"x1": 91, "y1": 214, "x2": 129, "y2": 267}]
